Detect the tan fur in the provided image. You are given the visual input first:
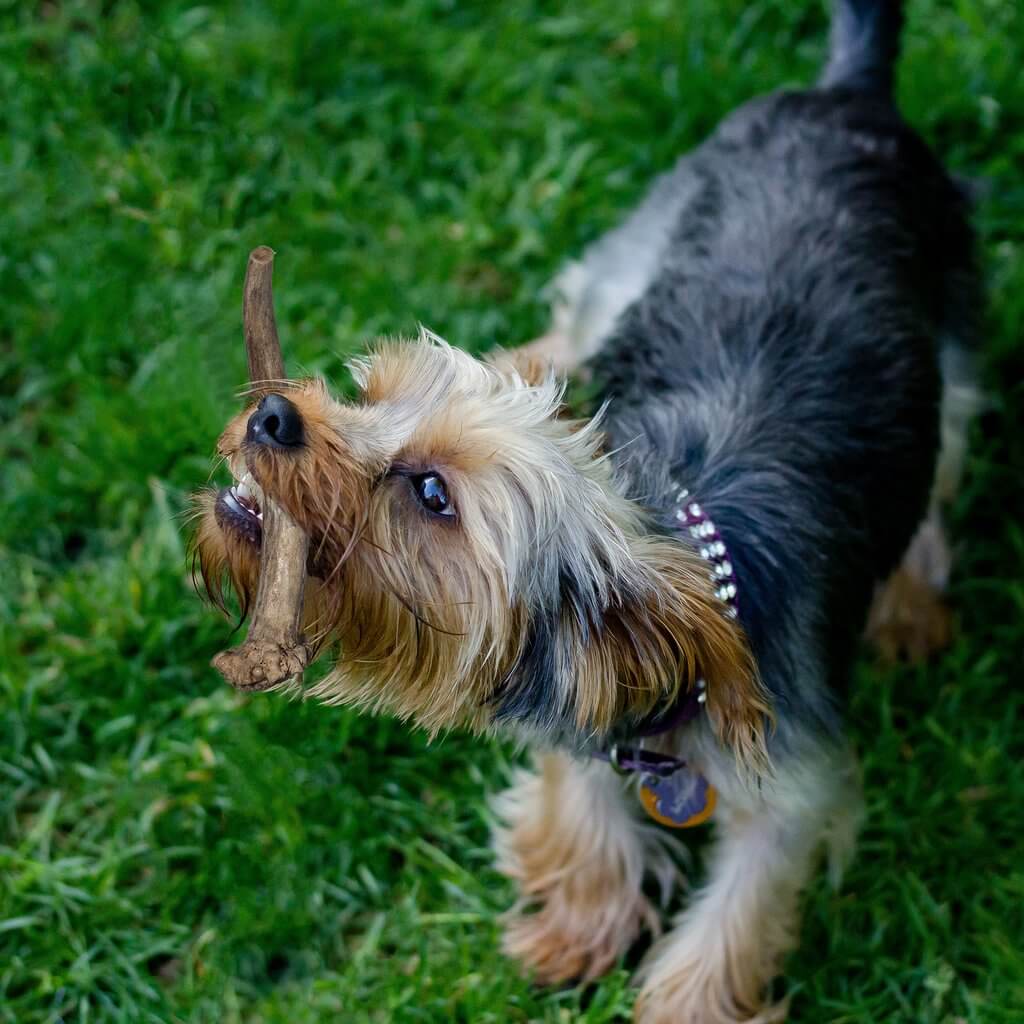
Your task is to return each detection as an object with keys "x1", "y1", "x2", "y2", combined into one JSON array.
[
  {"x1": 577, "y1": 536, "x2": 771, "y2": 772},
  {"x1": 866, "y1": 559, "x2": 952, "y2": 664},
  {"x1": 633, "y1": 748, "x2": 859, "y2": 1024},
  {"x1": 493, "y1": 752, "x2": 679, "y2": 983},
  {"x1": 499, "y1": 330, "x2": 583, "y2": 380},
  {"x1": 191, "y1": 488, "x2": 260, "y2": 616},
  {"x1": 634, "y1": 814, "x2": 799, "y2": 1024},
  {"x1": 866, "y1": 500, "x2": 954, "y2": 664},
  {"x1": 193, "y1": 333, "x2": 767, "y2": 761}
]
